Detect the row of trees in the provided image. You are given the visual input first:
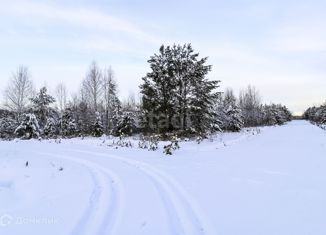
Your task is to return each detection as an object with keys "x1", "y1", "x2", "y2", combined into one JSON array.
[
  {"x1": 0, "y1": 44, "x2": 292, "y2": 140},
  {"x1": 0, "y1": 62, "x2": 138, "y2": 139},
  {"x1": 303, "y1": 104, "x2": 326, "y2": 124},
  {"x1": 217, "y1": 87, "x2": 292, "y2": 132}
]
